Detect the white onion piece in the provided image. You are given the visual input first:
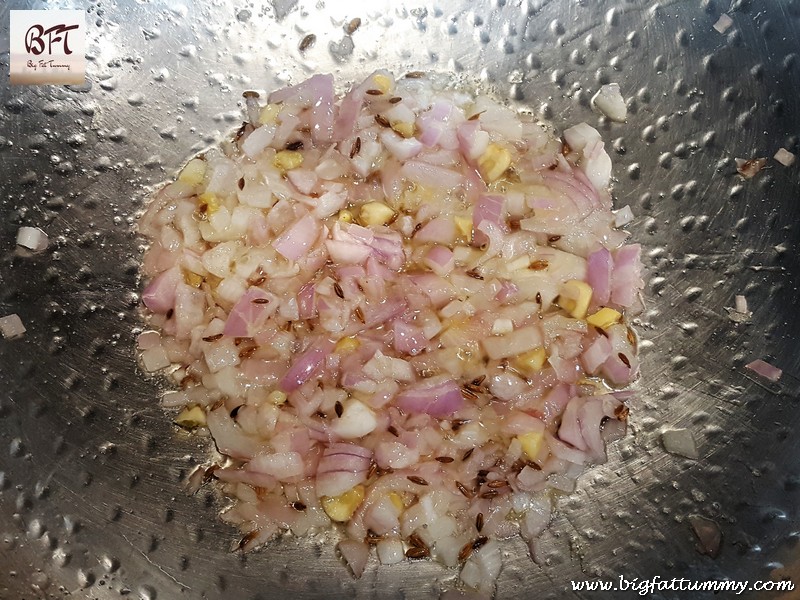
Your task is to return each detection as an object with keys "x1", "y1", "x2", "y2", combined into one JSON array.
[
  {"x1": 376, "y1": 538, "x2": 405, "y2": 565},
  {"x1": 591, "y1": 83, "x2": 627, "y2": 122},
  {"x1": 0, "y1": 314, "x2": 26, "y2": 339},
  {"x1": 16, "y1": 226, "x2": 49, "y2": 252},
  {"x1": 774, "y1": 148, "x2": 796, "y2": 166},
  {"x1": 661, "y1": 428, "x2": 699, "y2": 459},
  {"x1": 713, "y1": 14, "x2": 733, "y2": 34},
  {"x1": 338, "y1": 539, "x2": 369, "y2": 578}
]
